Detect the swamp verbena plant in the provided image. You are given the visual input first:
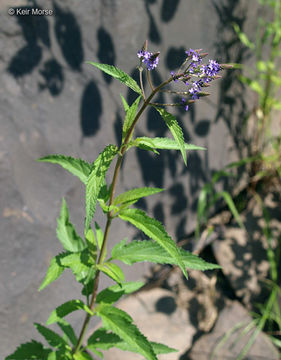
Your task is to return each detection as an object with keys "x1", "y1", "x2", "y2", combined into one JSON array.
[{"x1": 6, "y1": 42, "x2": 231, "y2": 360}]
